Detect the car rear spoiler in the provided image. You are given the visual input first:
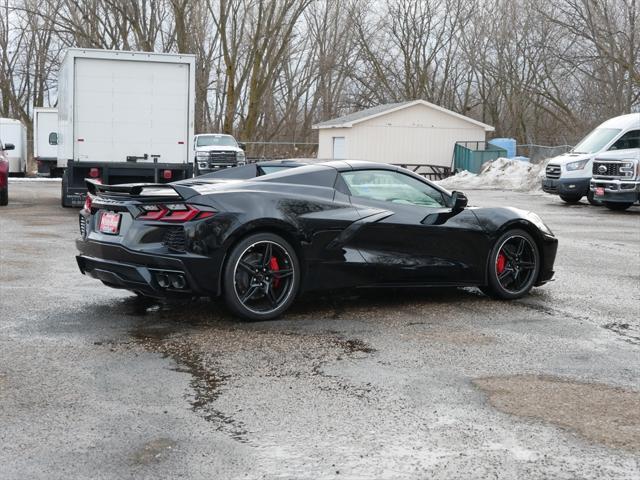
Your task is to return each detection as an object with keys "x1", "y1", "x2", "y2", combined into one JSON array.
[{"x1": 86, "y1": 179, "x2": 199, "y2": 200}]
